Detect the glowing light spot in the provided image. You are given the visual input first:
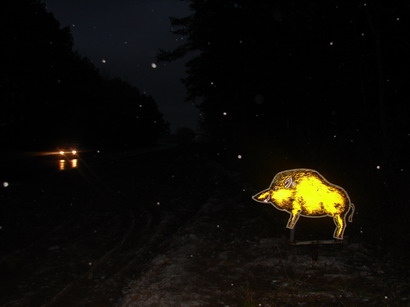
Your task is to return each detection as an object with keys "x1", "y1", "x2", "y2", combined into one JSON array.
[
  {"x1": 3, "y1": 182, "x2": 9, "y2": 188},
  {"x1": 396, "y1": 17, "x2": 400, "y2": 21},
  {"x1": 59, "y1": 159, "x2": 65, "y2": 171},
  {"x1": 253, "y1": 169, "x2": 354, "y2": 240},
  {"x1": 376, "y1": 165, "x2": 381, "y2": 169},
  {"x1": 361, "y1": 33, "x2": 365, "y2": 36},
  {"x1": 237, "y1": 154, "x2": 242, "y2": 159},
  {"x1": 102, "y1": 59, "x2": 106, "y2": 64},
  {"x1": 156, "y1": 201, "x2": 161, "y2": 206},
  {"x1": 151, "y1": 63, "x2": 157, "y2": 69},
  {"x1": 330, "y1": 41, "x2": 334, "y2": 46},
  {"x1": 223, "y1": 112, "x2": 227, "y2": 116}
]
